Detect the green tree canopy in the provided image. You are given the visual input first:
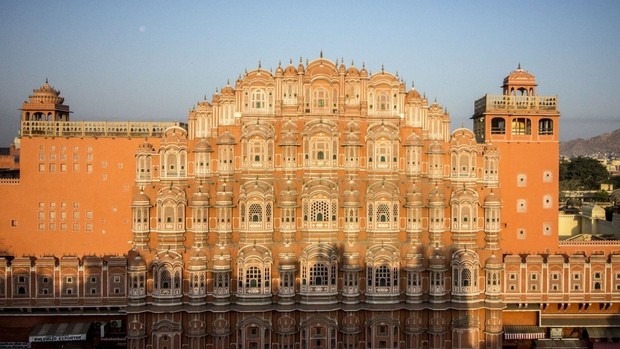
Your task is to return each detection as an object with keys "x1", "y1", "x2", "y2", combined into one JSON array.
[{"x1": 560, "y1": 156, "x2": 610, "y2": 190}]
